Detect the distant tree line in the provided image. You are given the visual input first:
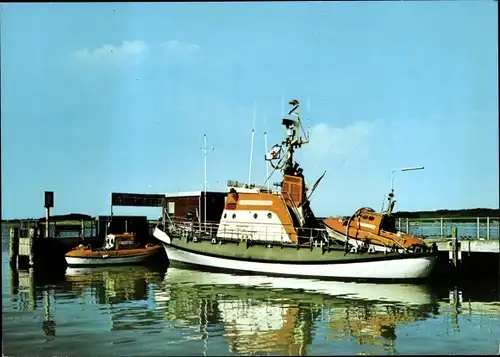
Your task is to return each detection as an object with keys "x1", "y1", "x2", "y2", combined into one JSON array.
[
  {"x1": 2, "y1": 213, "x2": 92, "y2": 223},
  {"x1": 2, "y1": 208, "x2": 499, "y2": 224},
  {"x1": 391, "y1": 208, "x2": 499, "y2": 219},
  {"x1": 314, "y1": 208, "x2": 499, "y2": 221}
]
